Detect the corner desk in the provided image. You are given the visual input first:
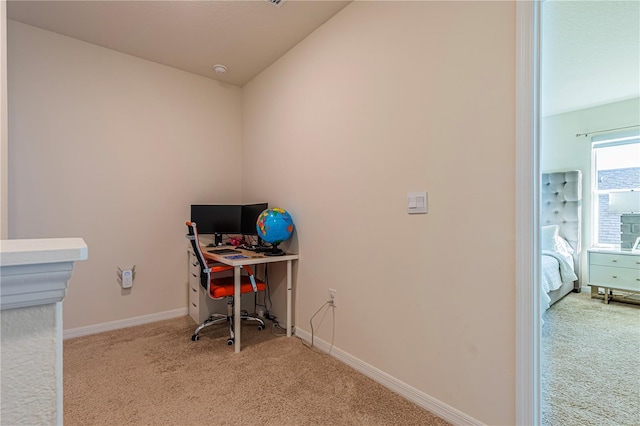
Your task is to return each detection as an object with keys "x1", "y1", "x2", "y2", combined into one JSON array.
[{"x1": 201, "y1": 246, "x2": 298, "y2": 353}]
